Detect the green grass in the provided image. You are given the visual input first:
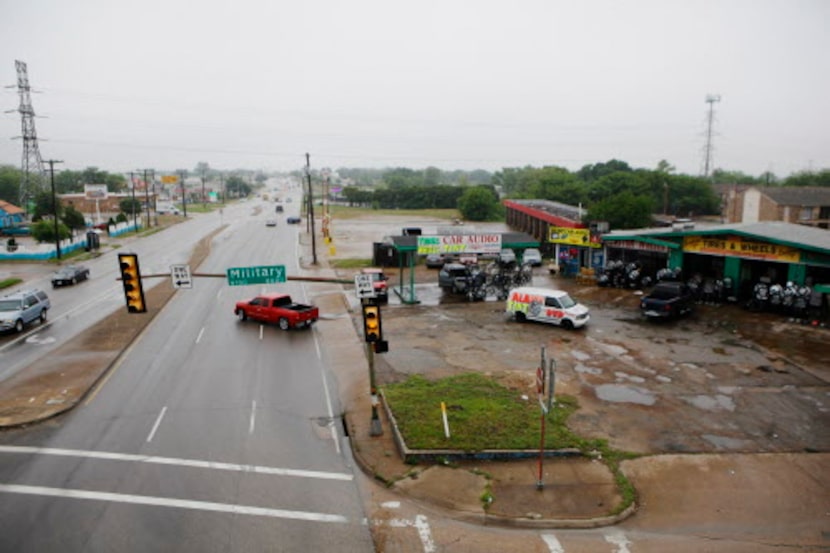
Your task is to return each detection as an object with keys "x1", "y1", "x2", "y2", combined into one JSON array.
[
  {"x1": 383, "y1": 373, "x2": 594, "y2": 451},
  {"x1": 328, "y1": 206, "x2": 462, "y2": 220},
  {"x1": 0, "y1": 278, "x2": 23, "y2": 290},
  {"x1": 330, "y1": 258, "x2": 374, "y2": 269}
]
